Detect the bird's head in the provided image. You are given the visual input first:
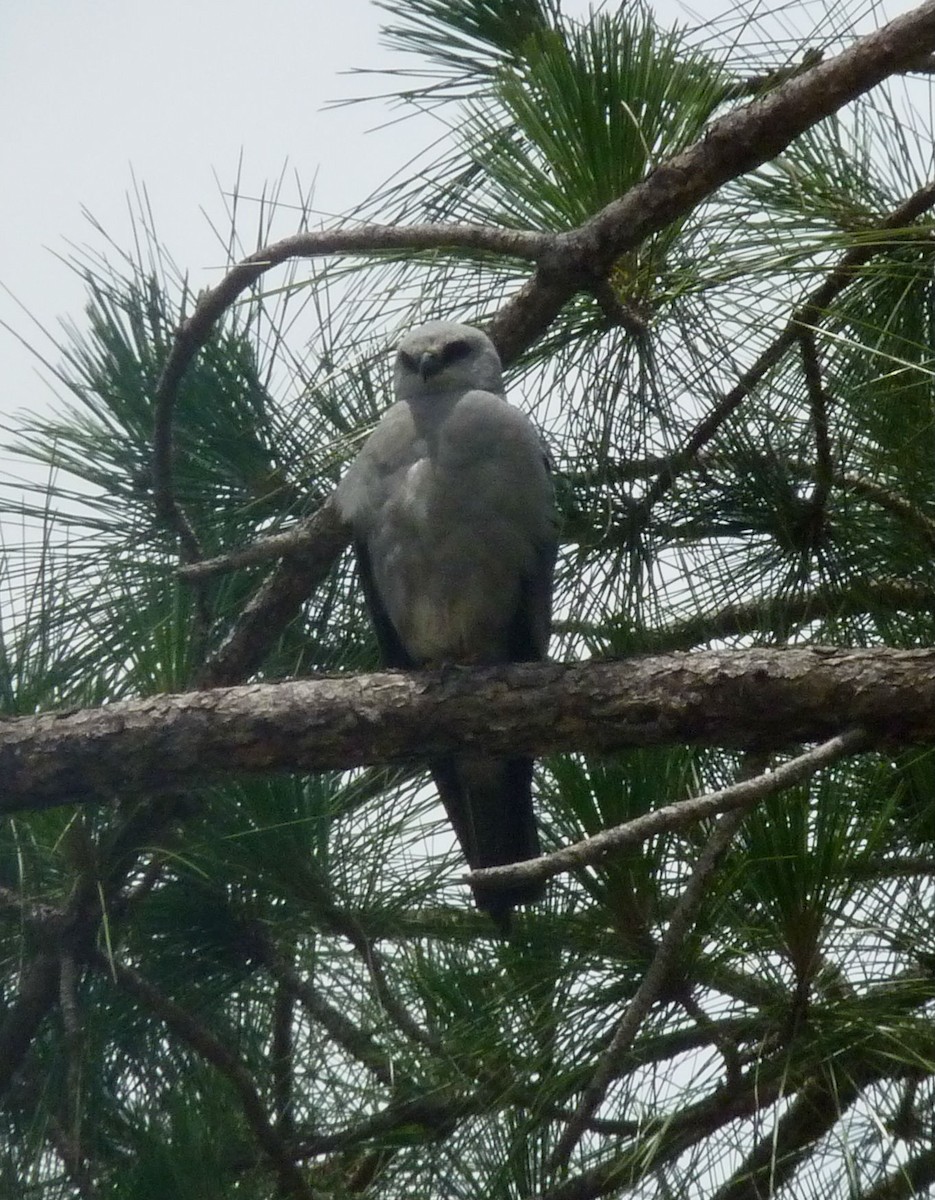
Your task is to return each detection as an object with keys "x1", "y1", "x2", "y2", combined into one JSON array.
[{"x1": 393, "y1": 322, "x2": 504, "y2": 401}]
